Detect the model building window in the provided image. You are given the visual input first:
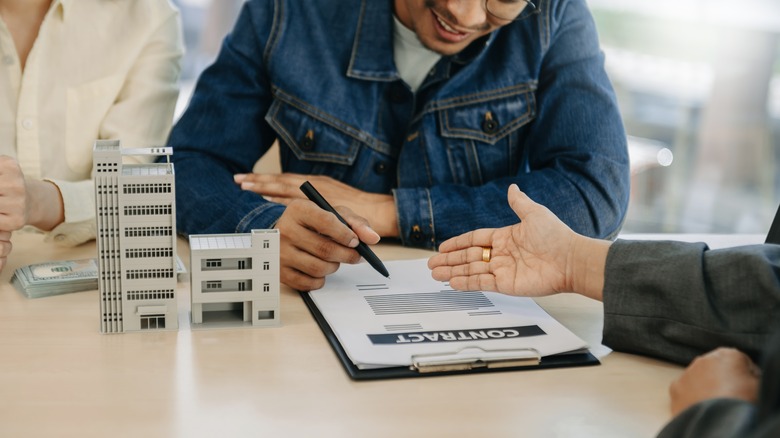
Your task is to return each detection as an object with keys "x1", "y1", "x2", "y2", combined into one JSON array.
[
  {"x1": 125, "y1": 226, "x2": 173, "y2": 237},
  {"x1": 205, "y1": 281, "x2": 222, "y2": 290},
  {"x1": 123, "y1": 205, "x2": 172, "y2": 216},
  {"x1": 263, "y1": 261, "x2": 270, "y2": 271},
  {"x1": 127, "y1": 269, "x2": 174, "y2": 279},
  {"x1": 126, "y1": 248, "x2": 173, "y2": 258},
  {"x1": 127, "y1": 289, "x2": 175, "y2": 301},
  {"x1": 140, "y1": 314, "x2": 166, "y2": 330},
  {"x1": 123, "y1": 183, "x2": 172, "y2": 194}
]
